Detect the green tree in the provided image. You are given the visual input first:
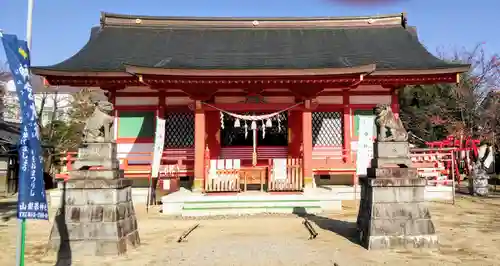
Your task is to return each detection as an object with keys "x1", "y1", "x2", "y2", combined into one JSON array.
[{"x1": 41, "y1": 88, "x2": 95, "y2": 174}]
